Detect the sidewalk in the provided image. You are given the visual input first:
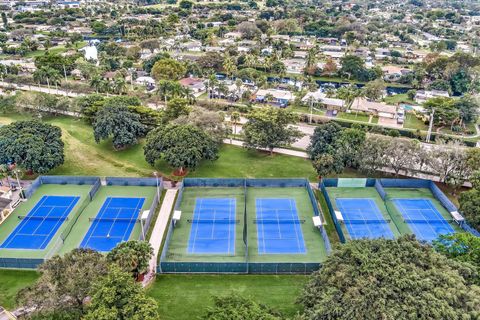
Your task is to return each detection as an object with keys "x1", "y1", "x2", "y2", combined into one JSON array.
[
  {"x1": 143, "y1": 189, "x2": 177, "y2": 286},
  {"x1": 223, "y1": 139, "x2": 309, "y2": 158}
]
